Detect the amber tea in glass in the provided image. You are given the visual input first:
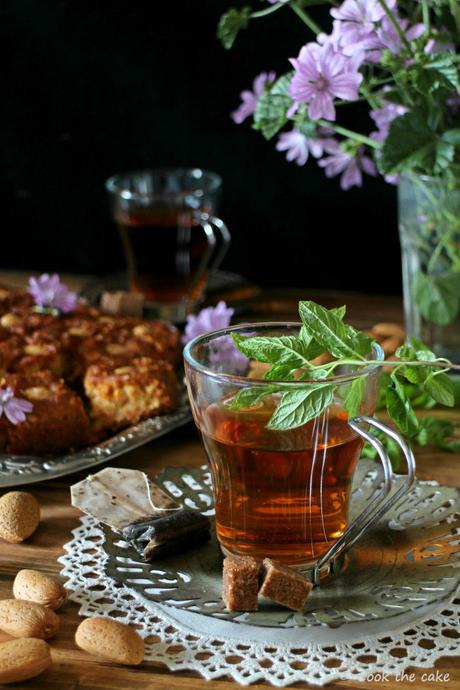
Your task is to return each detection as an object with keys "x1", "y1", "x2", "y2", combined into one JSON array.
[
  {"x1": 106, "y1": 168, "x2": 230, "y2": 321},
  {"x1": 184, "y1": 323, "x2": 410, "y2": 570}
]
